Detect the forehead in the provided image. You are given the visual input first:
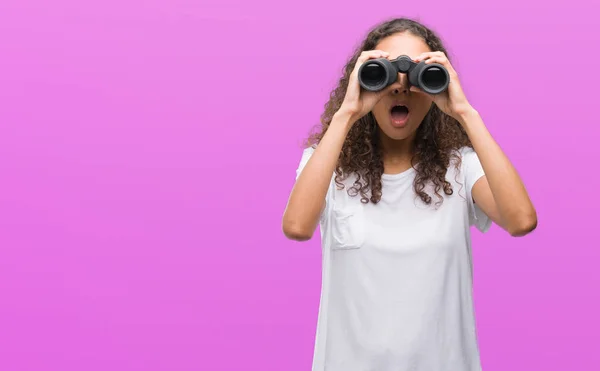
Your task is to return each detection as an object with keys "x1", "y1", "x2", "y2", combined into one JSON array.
[{"x1": 374, "y1": 32, "x2": 431, "y2": 59}]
